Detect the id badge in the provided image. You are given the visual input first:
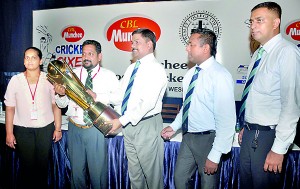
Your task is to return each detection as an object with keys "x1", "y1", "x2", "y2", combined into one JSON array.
[
  {"x1": 73, "y1": 105, "x2": 79, "y2": 118},
  {"x1": 31, "y1": 102, "x2": 38, "y2": 120}
]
